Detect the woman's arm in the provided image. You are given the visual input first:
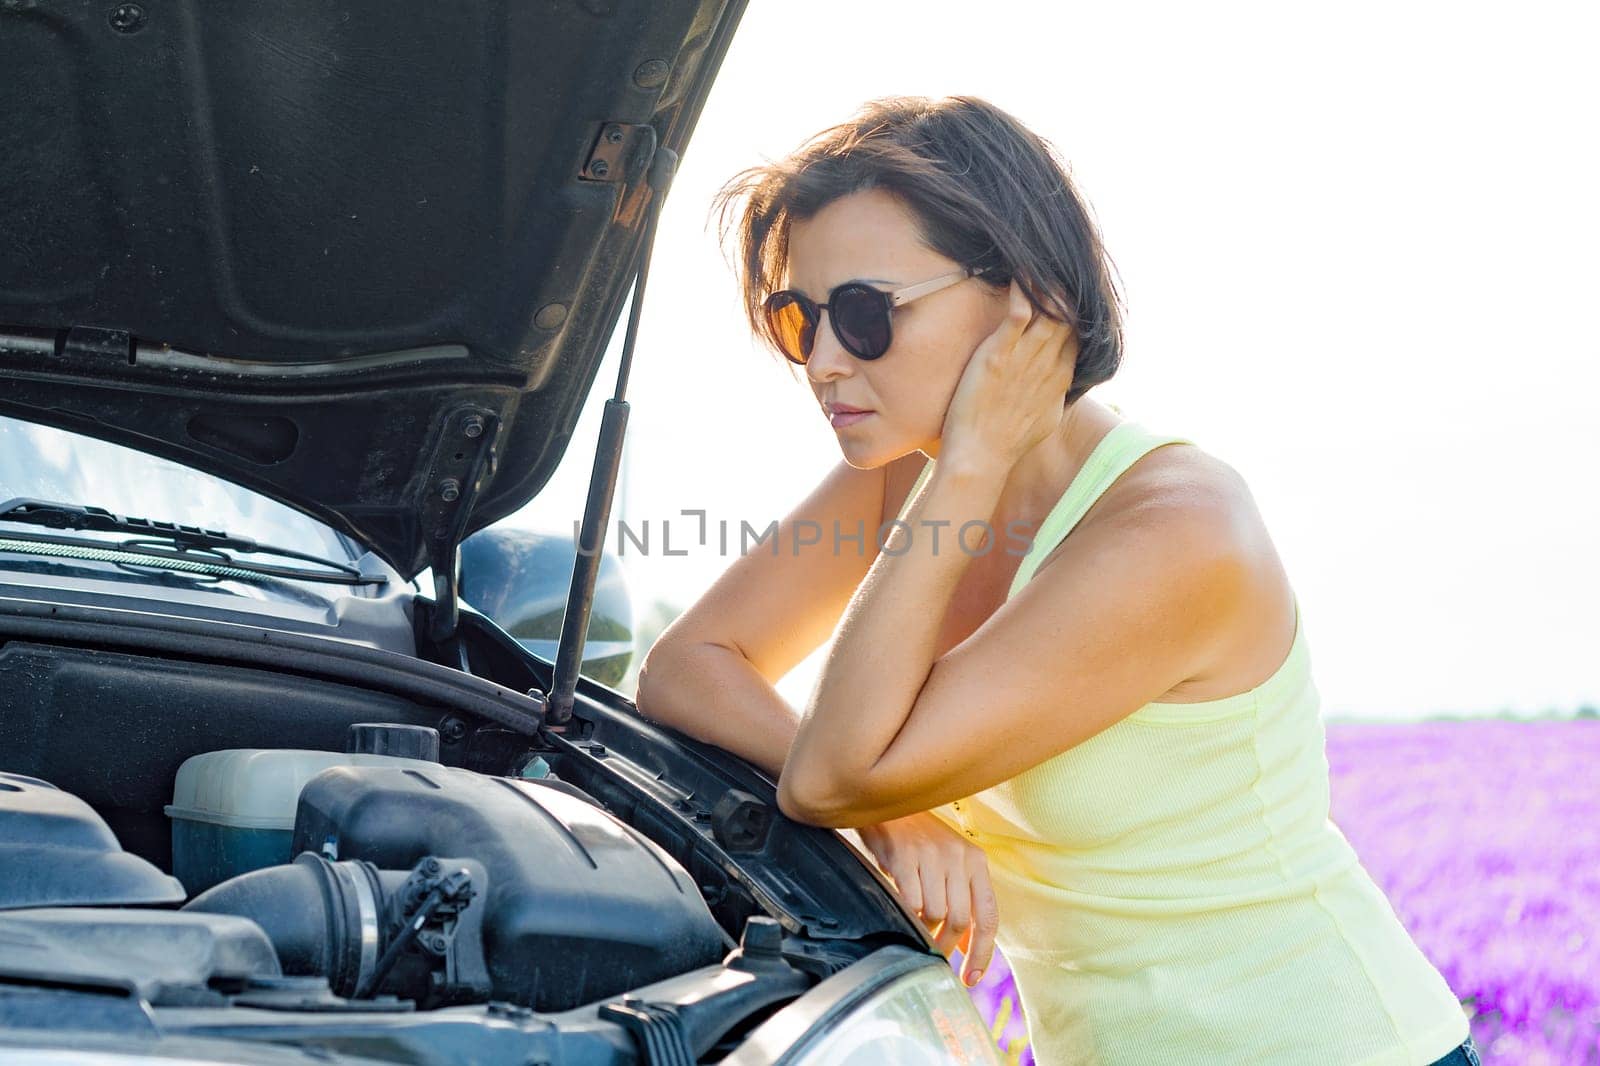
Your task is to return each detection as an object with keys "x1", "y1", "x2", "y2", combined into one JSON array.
[
  {"x1": 776, "y1": 456, "x2": 1004, "y2": 813},
  {"x1": 634, "y1": 452, "x2": 923, "y2": 776},
  {"x1": 633, "y1": 638, "x2": 800, "y2": 781},
  {"x1": 633, "y1": 452, "x2": 1003, "y2": 986}
]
